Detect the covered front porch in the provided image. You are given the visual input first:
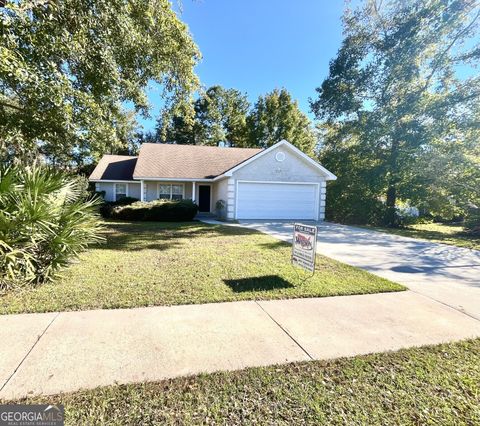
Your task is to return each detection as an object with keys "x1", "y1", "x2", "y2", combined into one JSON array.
[{"x1": 140, "y1": 180, "x2": 221, "y2": 214}]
